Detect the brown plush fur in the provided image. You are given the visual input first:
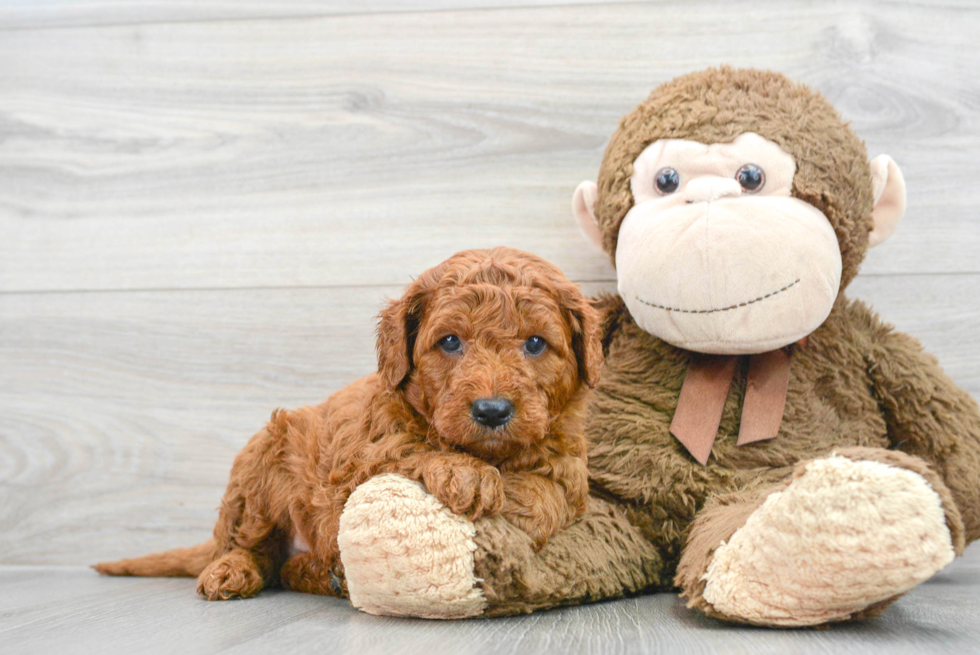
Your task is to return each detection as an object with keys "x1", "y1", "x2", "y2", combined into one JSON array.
[
  {"x1": 460, "y1": 68, "x2": 980, "y2": 622},
  {"x1": 474, "y1": 496, "x2": 665, "y2": 617},
  {"x1": 594, "y1": 66, "x2": 874, "y2": 290},
  {"x1": 94, "y1": 247, "x2": 602, "y2": 600}
]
